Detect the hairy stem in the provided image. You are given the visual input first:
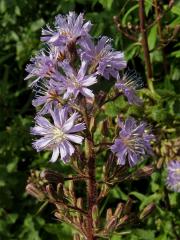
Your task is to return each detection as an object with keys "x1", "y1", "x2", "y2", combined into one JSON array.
[{"x1": 83, "y1": 98, "x2": 96, "y2": 240}]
